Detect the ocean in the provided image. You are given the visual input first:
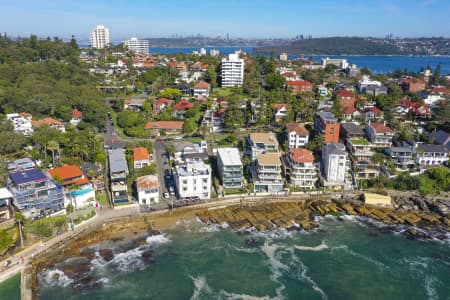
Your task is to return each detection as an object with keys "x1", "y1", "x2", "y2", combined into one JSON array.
[
  {"x1": 31, "y1": 217, "x2": 450, "y2": 300},
  {"x1": 148, "y1": 47, "x2": 450, "y2": 74}
]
